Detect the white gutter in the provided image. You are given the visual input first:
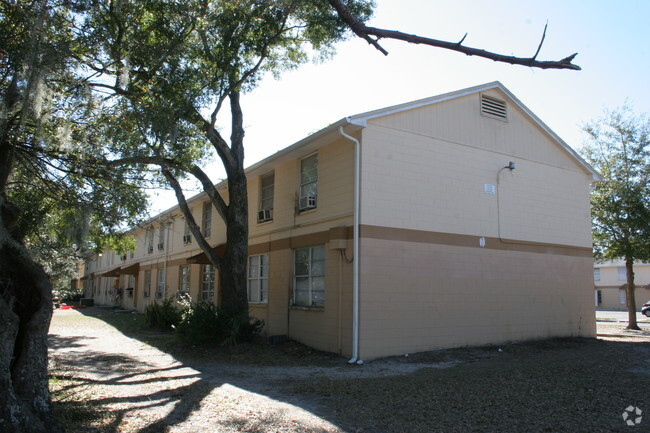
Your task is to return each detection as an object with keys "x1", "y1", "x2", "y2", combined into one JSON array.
[{"x1": 339, "y1": 126, "x2": 363, "y2": 365}]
